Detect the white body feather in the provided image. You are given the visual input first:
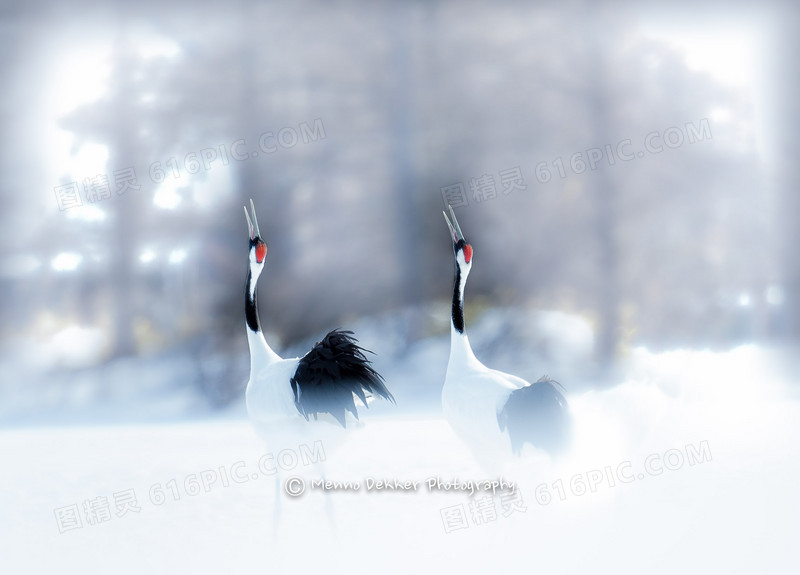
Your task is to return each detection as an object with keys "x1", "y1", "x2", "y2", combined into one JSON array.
[
  {"x1": 440, "y1": 208, "x2": 562, "y2": 469},
  {"x1": 443, "y1": 326, "x2": 527, "y2": 464}
]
